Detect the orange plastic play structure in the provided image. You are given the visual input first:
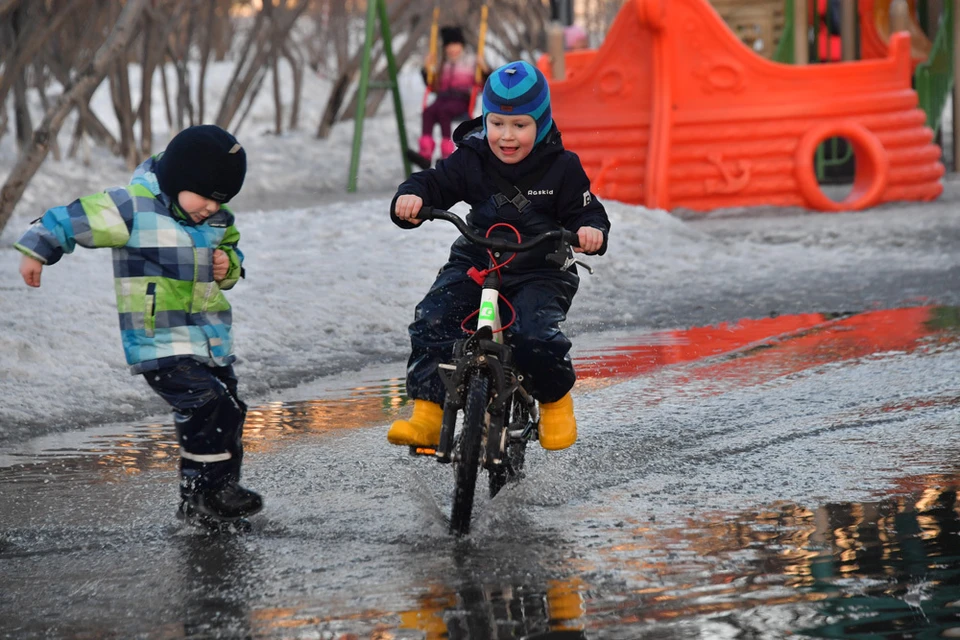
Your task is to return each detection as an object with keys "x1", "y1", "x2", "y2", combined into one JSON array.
[
  {"x1": 538, "y1": 0, "x2": 943, "y2": 212},
  {"x1": 859, "y1": 0, "x2": 932, "y2": 67}
]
